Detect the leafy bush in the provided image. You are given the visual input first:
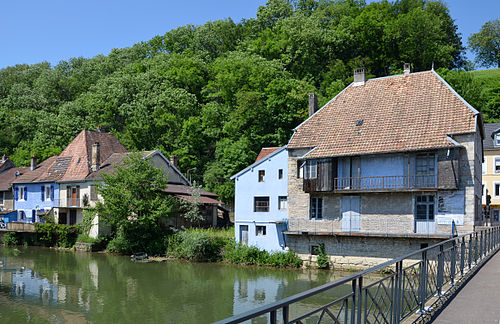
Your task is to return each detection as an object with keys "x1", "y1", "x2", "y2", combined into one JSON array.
[
  {"x1": 3, "y1": 232, "x2": 20, "y2": 246},
  {"x1": 315, "y1": 244, "x2": 329, "y2": 269},
  {"x1": 35, "y1": 223, "x2": 78, "y2": 248},
  {"x1": 167, "y1": 228, "x2": 230, "y2": 261},
  {"x1": 224, "y1": 241, "x2": 302, "y2": 267},
  {"x1": 76, "y1": 234, "x2": 99, "y2": 244}
]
